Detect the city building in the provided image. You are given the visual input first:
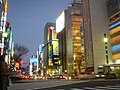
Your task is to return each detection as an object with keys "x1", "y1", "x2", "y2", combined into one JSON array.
[
  {"x1": 29, "y1": 55, "x2": 38, "y2": 76},
  {"x1": 106, "y1": 0, "x2": 120, "y2": 64},
  {"x1": 82, "y1": 0, "x2": 112, "y2": 74},
  {"x1": 65, "y1": 1, "x2": 83, "y2": 76},
  {"x1": 37, "y1": 43, "x2": 44, "y2": 76},
  {"x1": 57, "y1": 0, "x2": 83, "y2": 76},
  {"x1": 0, "y1": 0, "x2": 3, "y2": 22},
  {"x1": 0, "y1": 0, "x2": 14, "y2": 71},
  {"x1": 0, "y1": 0, "x2": 8, "y2": 55},
  {"x1": 57, "y1": 10, "x2": 67, "y2": 75},
  {"x1": 5, "y1": 22, "x2": 14, "y2": 69},
  {"x1": 43, "y1": 22, "x2": 59, "y2": 75}
]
